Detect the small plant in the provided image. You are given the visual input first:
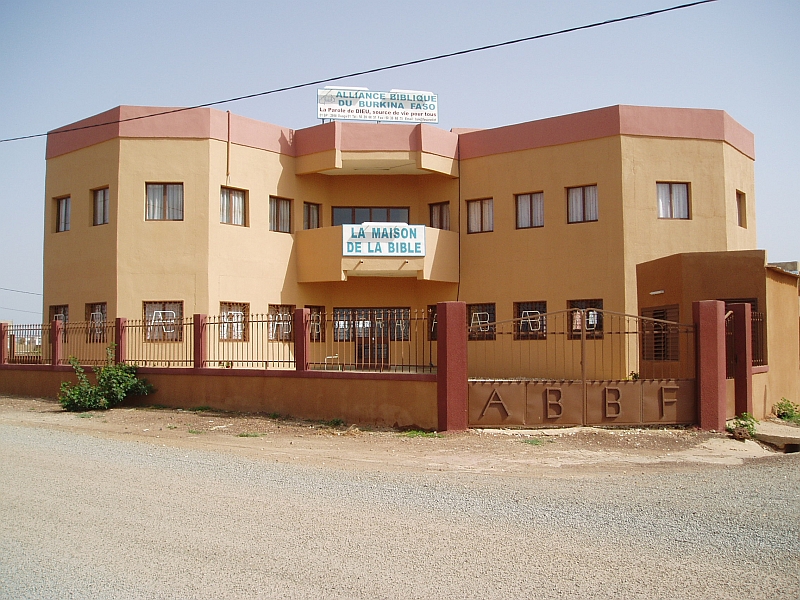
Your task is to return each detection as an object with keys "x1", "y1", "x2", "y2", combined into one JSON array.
[
  {"x1": 628, "y1": 371, "x2": 640, "y2": 381},
  {"x1": 188, "y1": 429, "x2": 203, "y2": 434},
  {"x1": 322, "y1": 418, "x2": 345, "y2": 428},
  {"x1": 403, "y1": 430, "x2": 443, "y2": 438},
  {"x1": 727, "y1": 412, "x2": 758, "y2": 439},
  {"x1": 268, "y1": 412, "x2": 282, "y2": 420},
  {"x1": 774, "y1": 398, "x2": 800, "y2": 424},
  {"x1": 166, "y1": 425, "x2": 177, "y2": 430},
  {"x1": 523, "y1": 438, "x2": 544, "y2": 446},
  {"x1": 191, "y1": 406, "x2": 212, "y2": 413},
  {"x1": 59, "y1": 347, "x2": 154, "y2": 412},
  {"x1": 237, "y1": 432, "x2": 262, "y2": 438}
]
